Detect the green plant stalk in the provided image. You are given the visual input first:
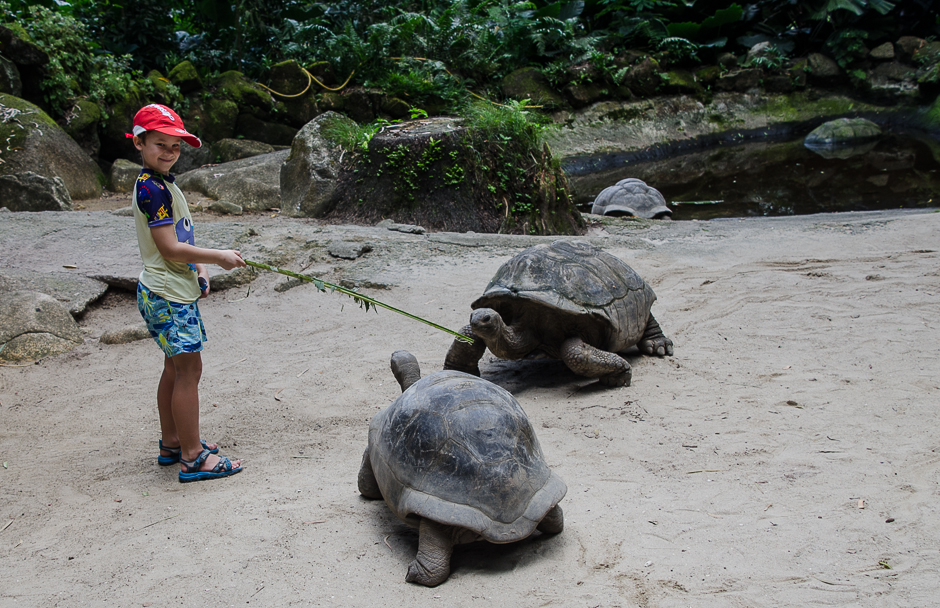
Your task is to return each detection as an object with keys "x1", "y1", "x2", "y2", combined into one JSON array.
[{"x1": 245, "y1": 260, "x2": 473, "y2": 344}]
